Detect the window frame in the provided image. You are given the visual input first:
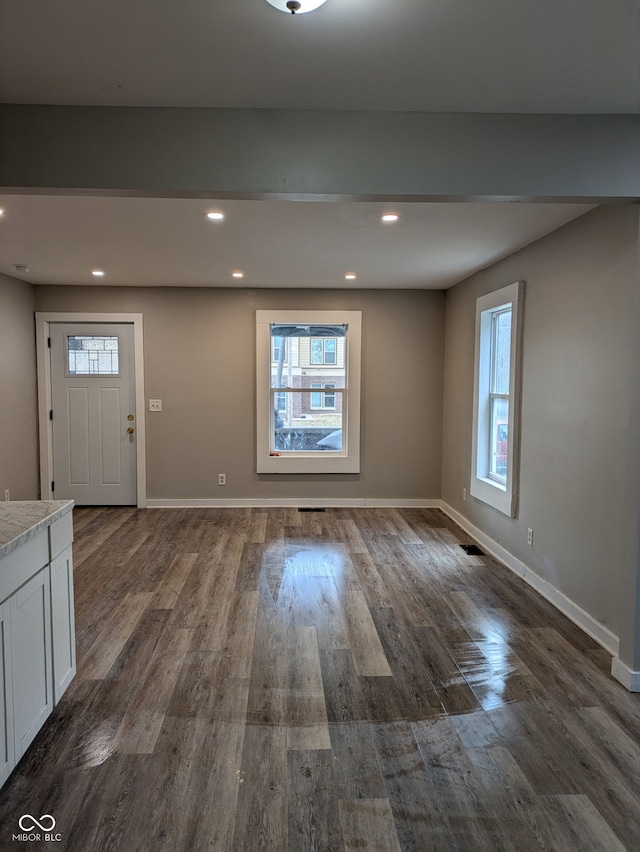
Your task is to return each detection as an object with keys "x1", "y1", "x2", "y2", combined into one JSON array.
[
  {"x1": 470, "y1": 281, "x2": 524, "y2": 517},
  {"x1": 256, "y1": 310, "x2": 361, "y2": 474}
]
